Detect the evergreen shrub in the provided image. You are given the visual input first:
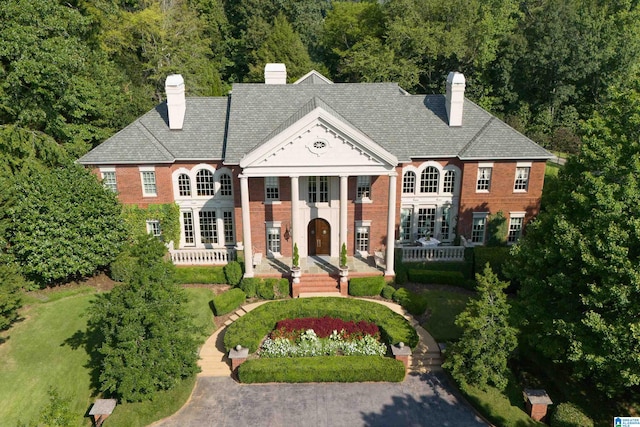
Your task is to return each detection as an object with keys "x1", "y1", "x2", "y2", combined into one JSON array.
[
  {"x1": 381, "y1": 285, "x2": 396, "y2": 300},
  {"x1": 408, "y1": 270, "x2": 466, "y2": 286},
  {"x1": 474, "y1": 247, "x2": 511, "y2": 280},
  {"x1": 238, "y1": 356, "x2": 405, "y2": 383},
  {"x1": 392, "y1": 287, "x2": 428, "y2": 316},
  {"x1": 212, "y1": 288, "x2": 246, "y2": 315},
  {"x1": 274, "y1": 278, "x2": 290, "y2": 298},
  {"x1": 257, "y1": 280, "x2": 275, "y2": 300},
  {"x1": 348, "y1": 276, "x2": 386, "y2": 296},
  {"x1": 109, "y1": 250, "x2": 137, "y2": 283},
  {"x1": 224, "y1": 261, "x2": 243, "y2": 286},
  {"x1": 550, "y1": 403, "x2": 594, "y2": 427},
  {"x1": 239, "y1": 277, "x2": 261, "y2": 298}
]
